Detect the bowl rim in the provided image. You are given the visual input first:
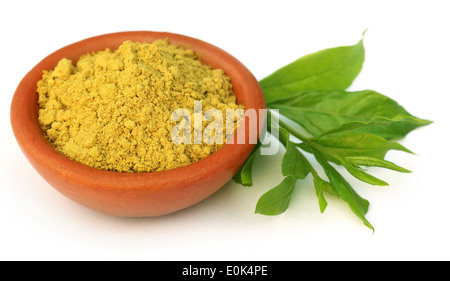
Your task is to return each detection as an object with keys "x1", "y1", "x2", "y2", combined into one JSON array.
[{"x1": 10, "y1": 31, "x2": 266, "y2": 193}]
